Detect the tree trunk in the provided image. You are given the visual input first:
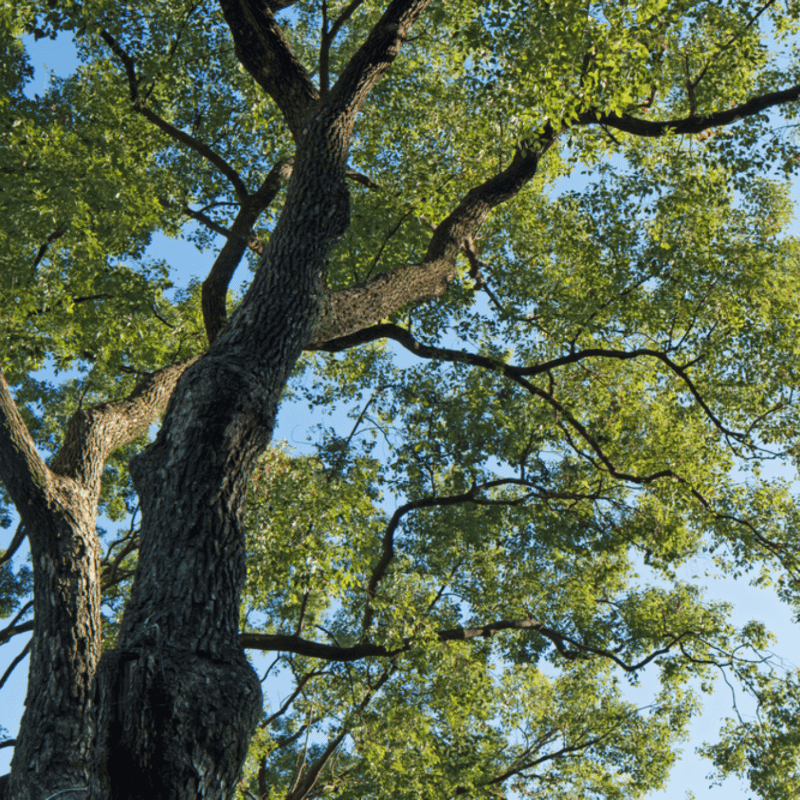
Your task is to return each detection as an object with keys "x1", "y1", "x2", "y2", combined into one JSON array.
[
  {"x1": 89, "y1": 123, "x2": 351, "y2": 800},
  {"x1": 8, "y1": 490, "x2": 100, "y2": 800}
]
